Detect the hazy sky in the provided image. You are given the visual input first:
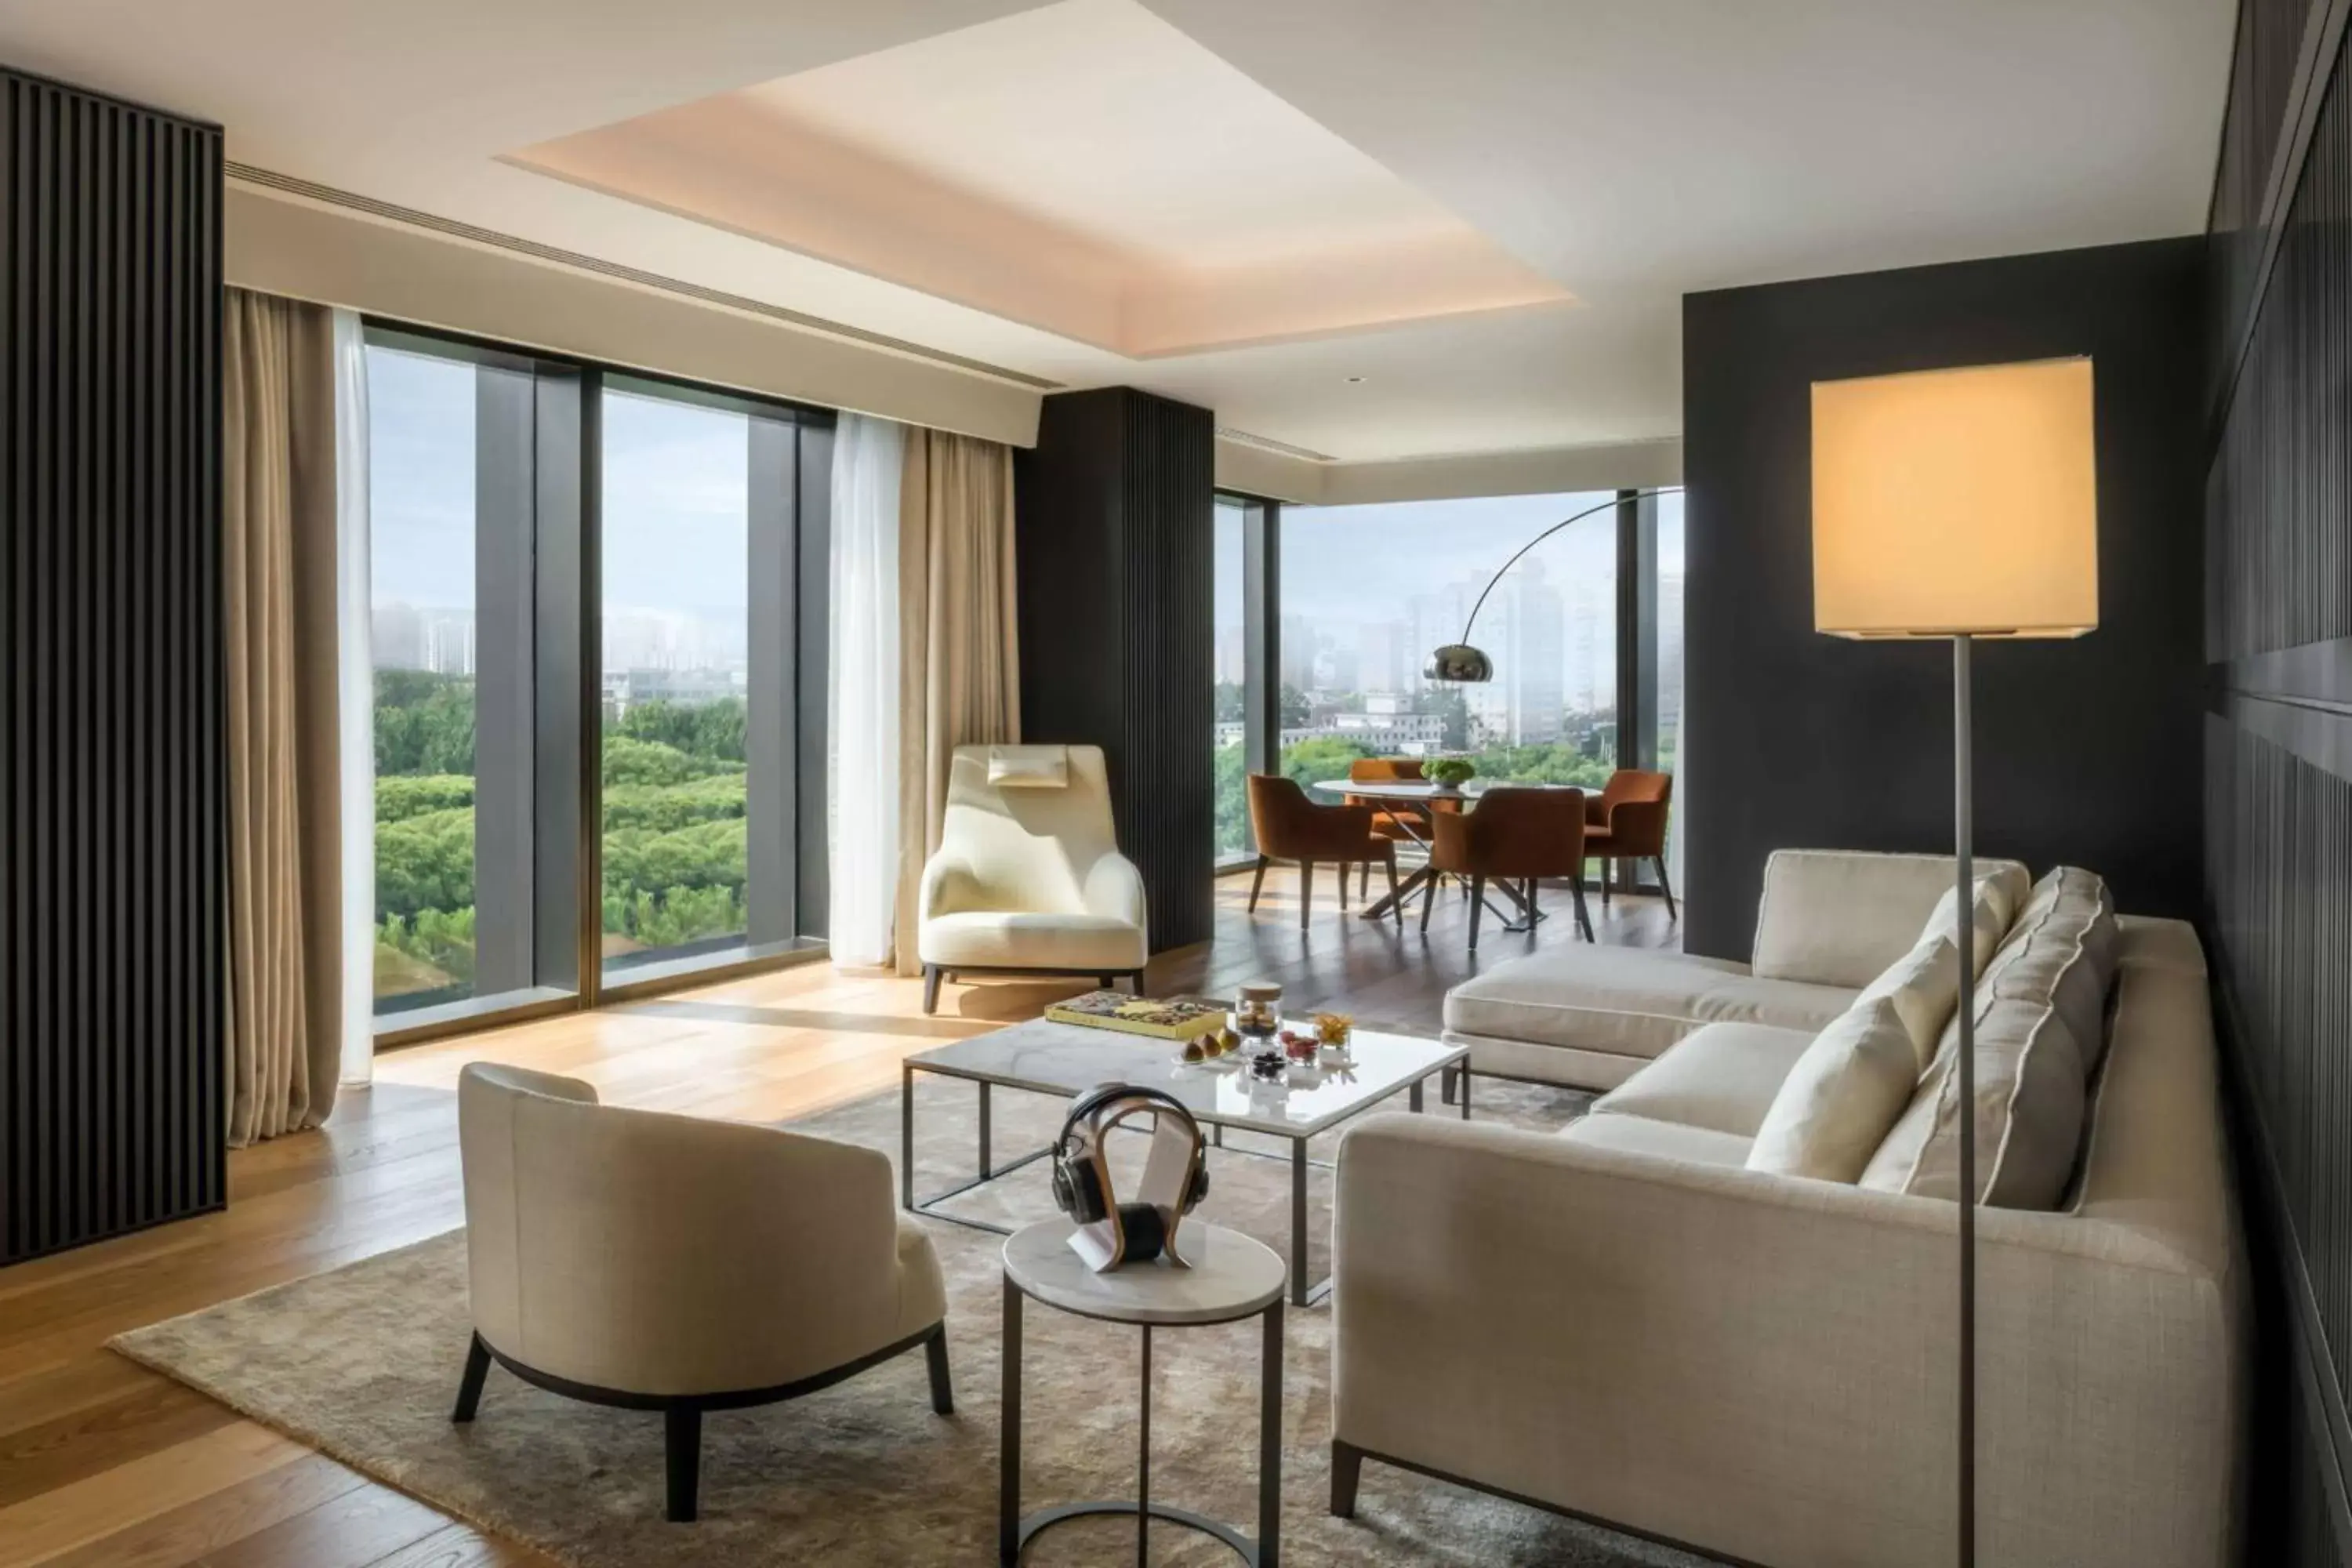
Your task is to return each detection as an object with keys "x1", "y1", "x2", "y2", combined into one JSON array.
[
  {"x1": 1218, "y1": 488, "x2": 1686, "y2": 636},
  {"x1": 368, "y1": 347, "x2": 751, "y2": 621}
]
